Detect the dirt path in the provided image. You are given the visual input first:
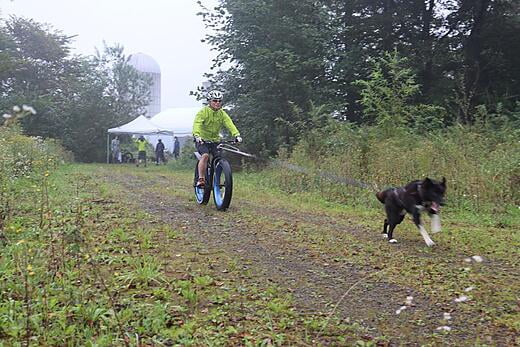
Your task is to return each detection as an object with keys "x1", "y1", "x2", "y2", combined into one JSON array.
[{"x1": 97, "y1": 168, "x2": 515, "y2": 346}]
